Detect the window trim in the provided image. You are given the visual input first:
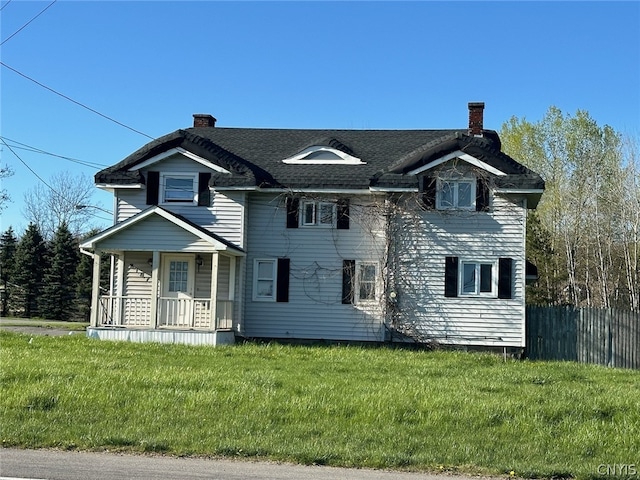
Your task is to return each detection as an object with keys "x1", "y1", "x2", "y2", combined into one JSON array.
[
  {"x1": 458, "y1": 259, "x2": 498, "y2": 297},
  {"x1": 300, "y1": 200, "x2": 336, "y2": 227},
  {"x1": 252, "y1": 259, "x2": 277, "y2": 302},
  {"x1": 343, "y1": 260, "x2": 379, "y2": 304},
  {"x1": 436, "y1": 177, "x2": 476, "y2": 210},
  {"x1": 356, "y1": 261, "x2": 379, "y2": 303},
  {"x1": 282, "y1": 146, "x2": 365, "y2": 165},
  {"x1": 159, "y1": 172, "x2": 199, "y2": 205}
]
